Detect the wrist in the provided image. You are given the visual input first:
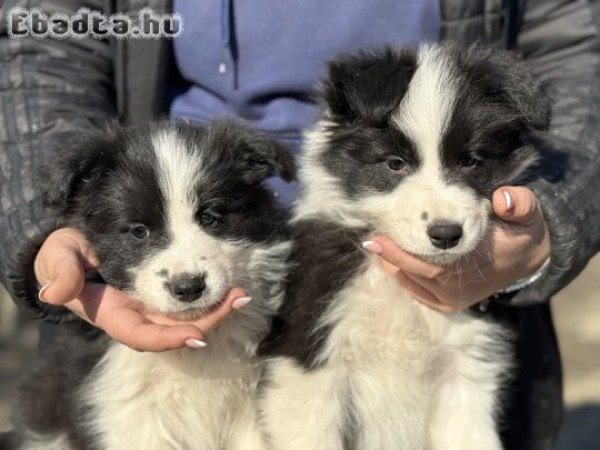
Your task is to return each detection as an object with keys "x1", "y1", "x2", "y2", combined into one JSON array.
[{"x1": 498, "y1": 257, "x2": 551, "y2": 294}]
